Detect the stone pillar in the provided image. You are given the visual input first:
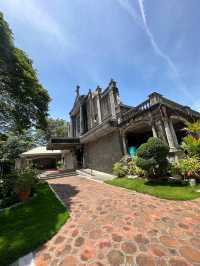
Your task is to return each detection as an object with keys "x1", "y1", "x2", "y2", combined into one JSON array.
[
  {"x1": 156, "y1": 120, "x2": 168, "y2": 145},
  {"x1": 152, "y1": 124, "x2": 158, "y2": 138},
  {"x1": 63, "y1": 151, "x2": 74, "y2": 170},
  {"x1": 169, "y1": 119, "x2": 179, "y2": 147},
  {"x1": 75, "y1": 117, "x2": 79, "y2": 137},
  {"x1": 109, "y1": 89, "x2": 116, "y2": 118},
  {"x1": 71, "y1": 116, "x2": 76, "y2": 137},
  {"x1": 96, "y1": 93, "x2": 102, "y2": 124},
  {"x1": 122, "y1": 133, "x2": 128, "y2": 155},
  {"x1": 69, "y1": 118, "x2": 73, "y2": 137},
  {"x1": 71, "y1": 149, "x2": 78, "y2": 169},
  {"x1": 163, "y1": 118, "x2": 177, "y2": 151},
  {"x1": 80, "y1": 103, "x2": 84, "y2": 135},
  {"x1": 89, "y1": 90, "x2": 93, "y2": 128}
]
